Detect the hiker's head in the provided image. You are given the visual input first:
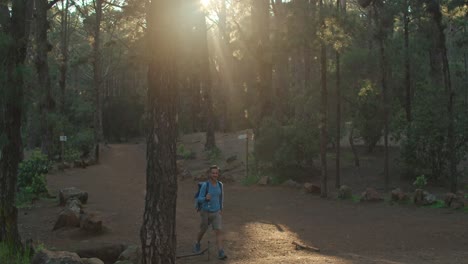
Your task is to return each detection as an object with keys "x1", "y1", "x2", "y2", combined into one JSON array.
[{"x1": 209, "y1": 165, "x2": 220, "y2": 180}]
